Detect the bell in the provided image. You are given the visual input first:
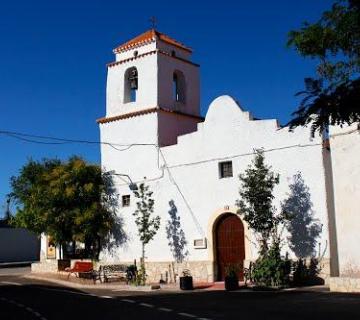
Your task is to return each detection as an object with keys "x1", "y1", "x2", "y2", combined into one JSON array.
[{"x1": 128, "y1": 69, "x2": 138, "y2": 89}]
